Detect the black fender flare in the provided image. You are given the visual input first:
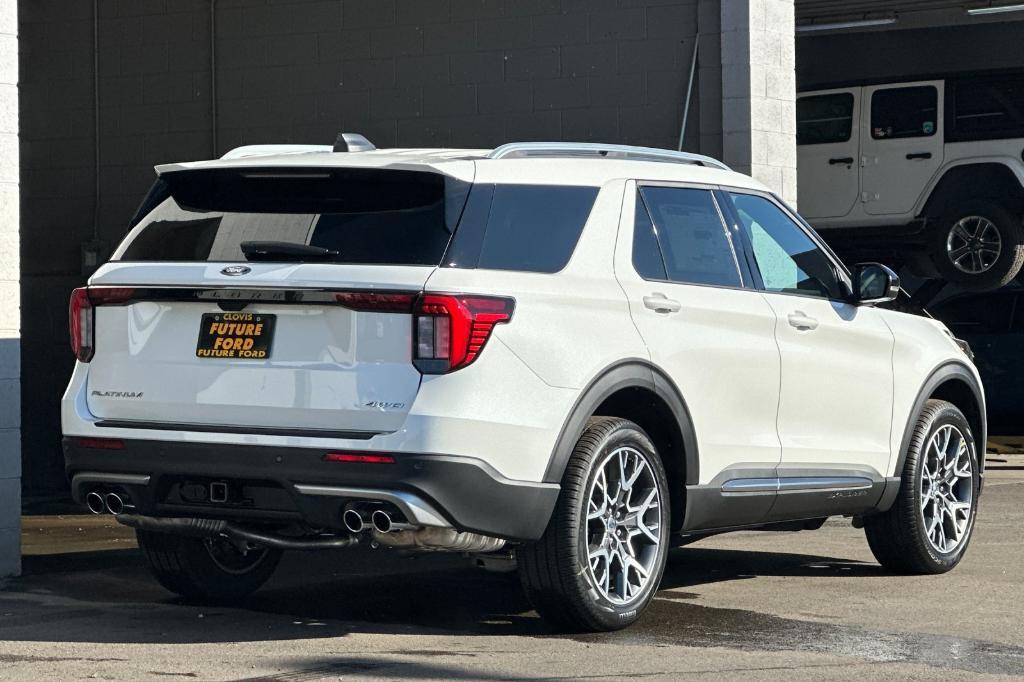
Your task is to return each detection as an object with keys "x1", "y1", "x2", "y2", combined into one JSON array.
[
  {"x1": 878, "y1": 361, "x2": 987, "y2": 512},
  {"x1": 542, "y1": 359, "x2": 700, "y2": 486}
]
